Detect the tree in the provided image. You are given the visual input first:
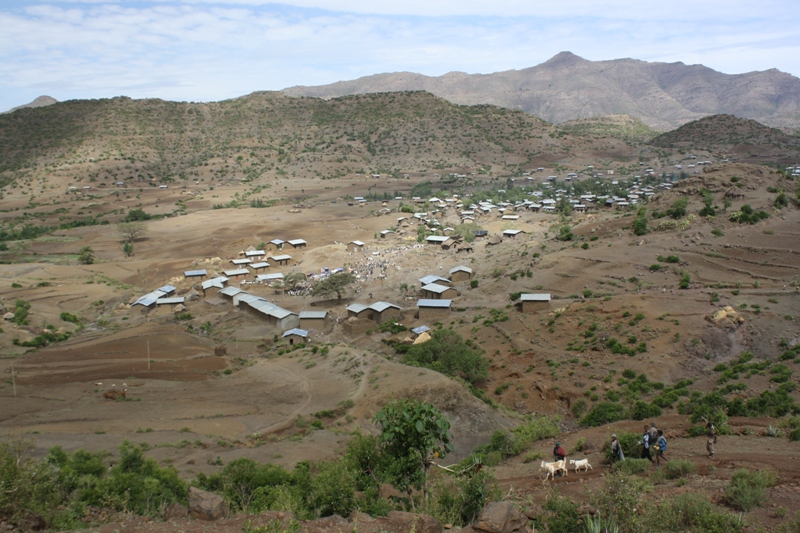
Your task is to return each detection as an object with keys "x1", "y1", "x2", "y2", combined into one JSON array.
[
  {"x1": 632, "y1": 215, "x2": 648, "y2": 235},
  {"x1": 123, "y1": 241, "x2": 134, "y2": 257},
  {"x1": 78, "y1": 247, "x2": 94, "y2": 265},
  {"x1": 118, "y1": 221, "x2": 147, "y2": 243},
  {"x1": 124, "y1": 208, "x2": 152, "y2": 222},
  {"x1": 284, "y1": 272, "x2": 307, "y2": 290},
  {"x1": 373, "y1": 399, "x2": 453, "y2": 506},
  {"x1": 403, "y1": 329, "x2": 488, "y2": 384},
  {"x1": 311, "y1": 272, "x2": 356, "y2": 301}
]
